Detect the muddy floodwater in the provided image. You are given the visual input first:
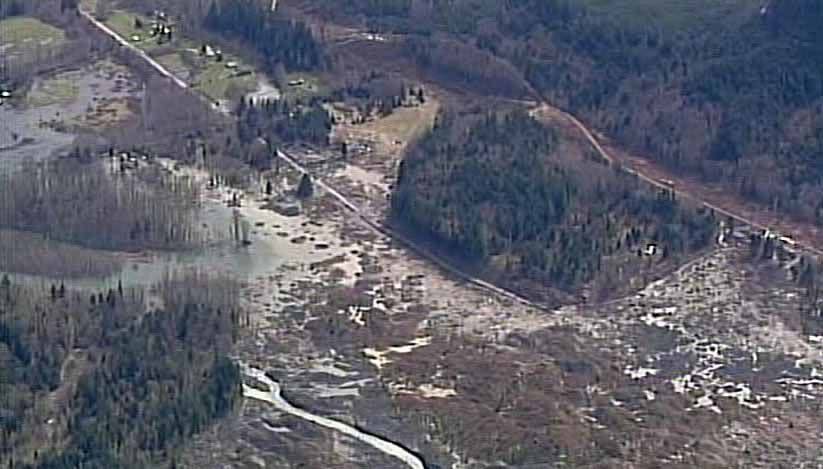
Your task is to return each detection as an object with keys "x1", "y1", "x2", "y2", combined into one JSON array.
[
  {"x1": 7, "y1": 177, "x2": 349, "y2": 293},
  {"x1": 0, "y1": 61, "x2": 141, "y2": 172}
]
